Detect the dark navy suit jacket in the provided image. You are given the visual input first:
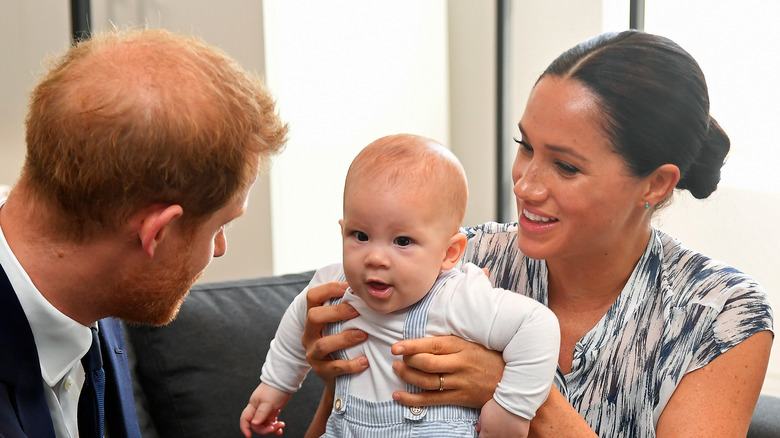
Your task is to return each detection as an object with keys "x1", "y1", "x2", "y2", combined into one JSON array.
[{"x1": 0, "y1": 264, "x2": 141, "y2": 437}]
